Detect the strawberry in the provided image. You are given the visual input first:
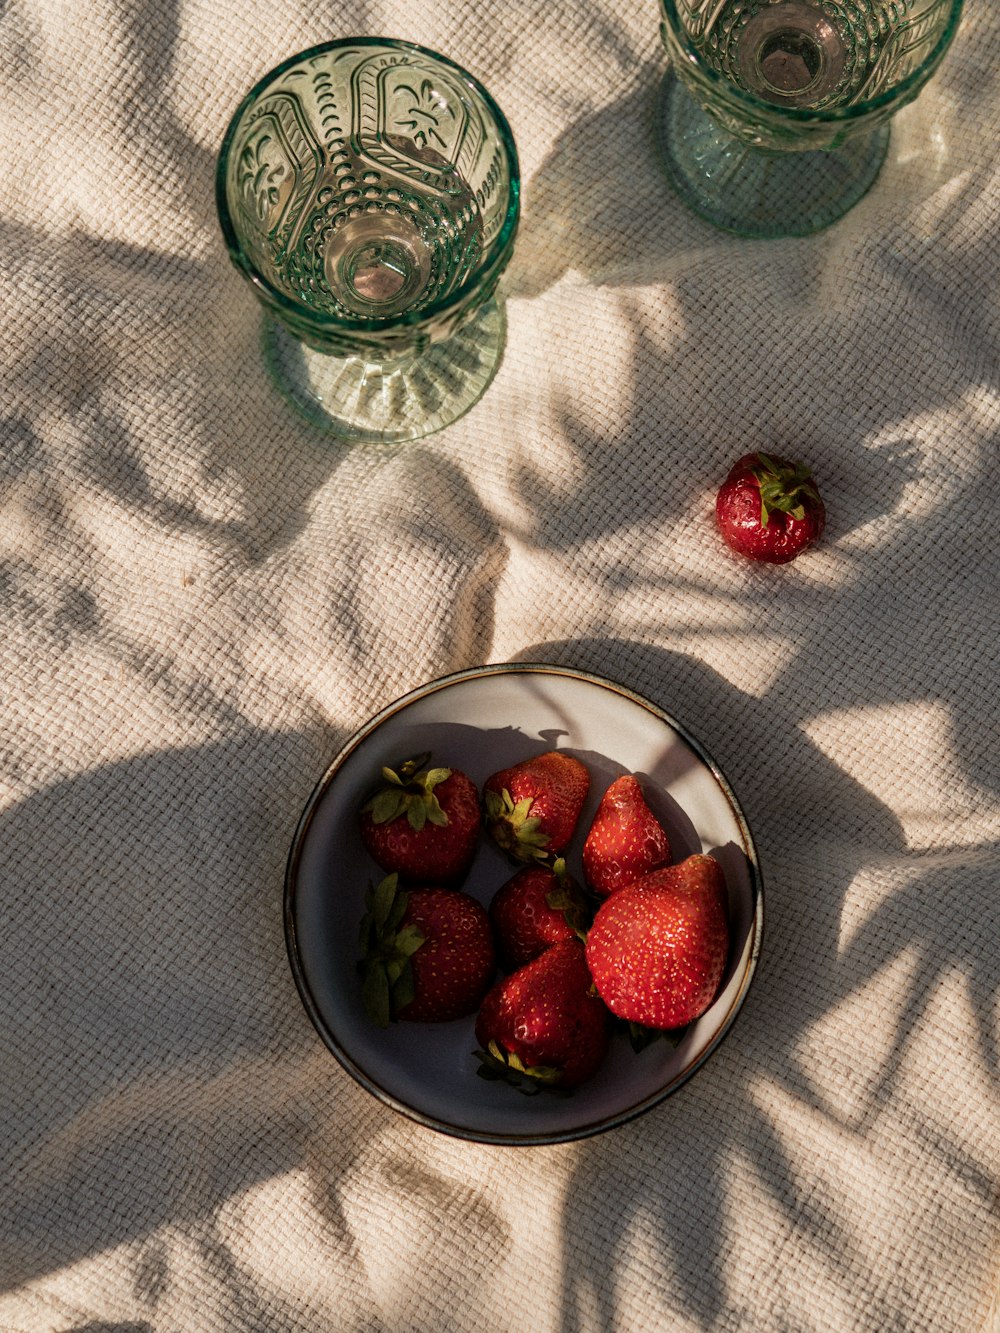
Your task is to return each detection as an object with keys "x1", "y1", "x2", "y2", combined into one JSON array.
[
  {"x1": 474, "y1": 939, "x2": 611, "y2": 1090},
  {"x1": 488, "y1": 857, "x2": 590, "y2": 972},
  {"x1": 360, "y1": 875, "x2": 495, "y2": 1025},
  {"x1": 585, "y1": 854, "x2": 730, "y2": 1030},
  {"x1": 715, "y1": 452, "x2": 825, "y2": 564},
  {"x1": 359, "y1": 752, "x2": 480, "y2": 884},
  {"x1": 582, "y1": 773, "x2": 671, "y2": 897},
  {"x1": 483, "y1": 750, "x2": 590, "y2": 865}
]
